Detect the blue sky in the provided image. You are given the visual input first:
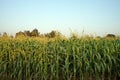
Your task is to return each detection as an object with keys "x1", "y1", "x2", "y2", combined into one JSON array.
[{"x1": 0, "y1": 0, "x2": 120, "y2": 36}]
